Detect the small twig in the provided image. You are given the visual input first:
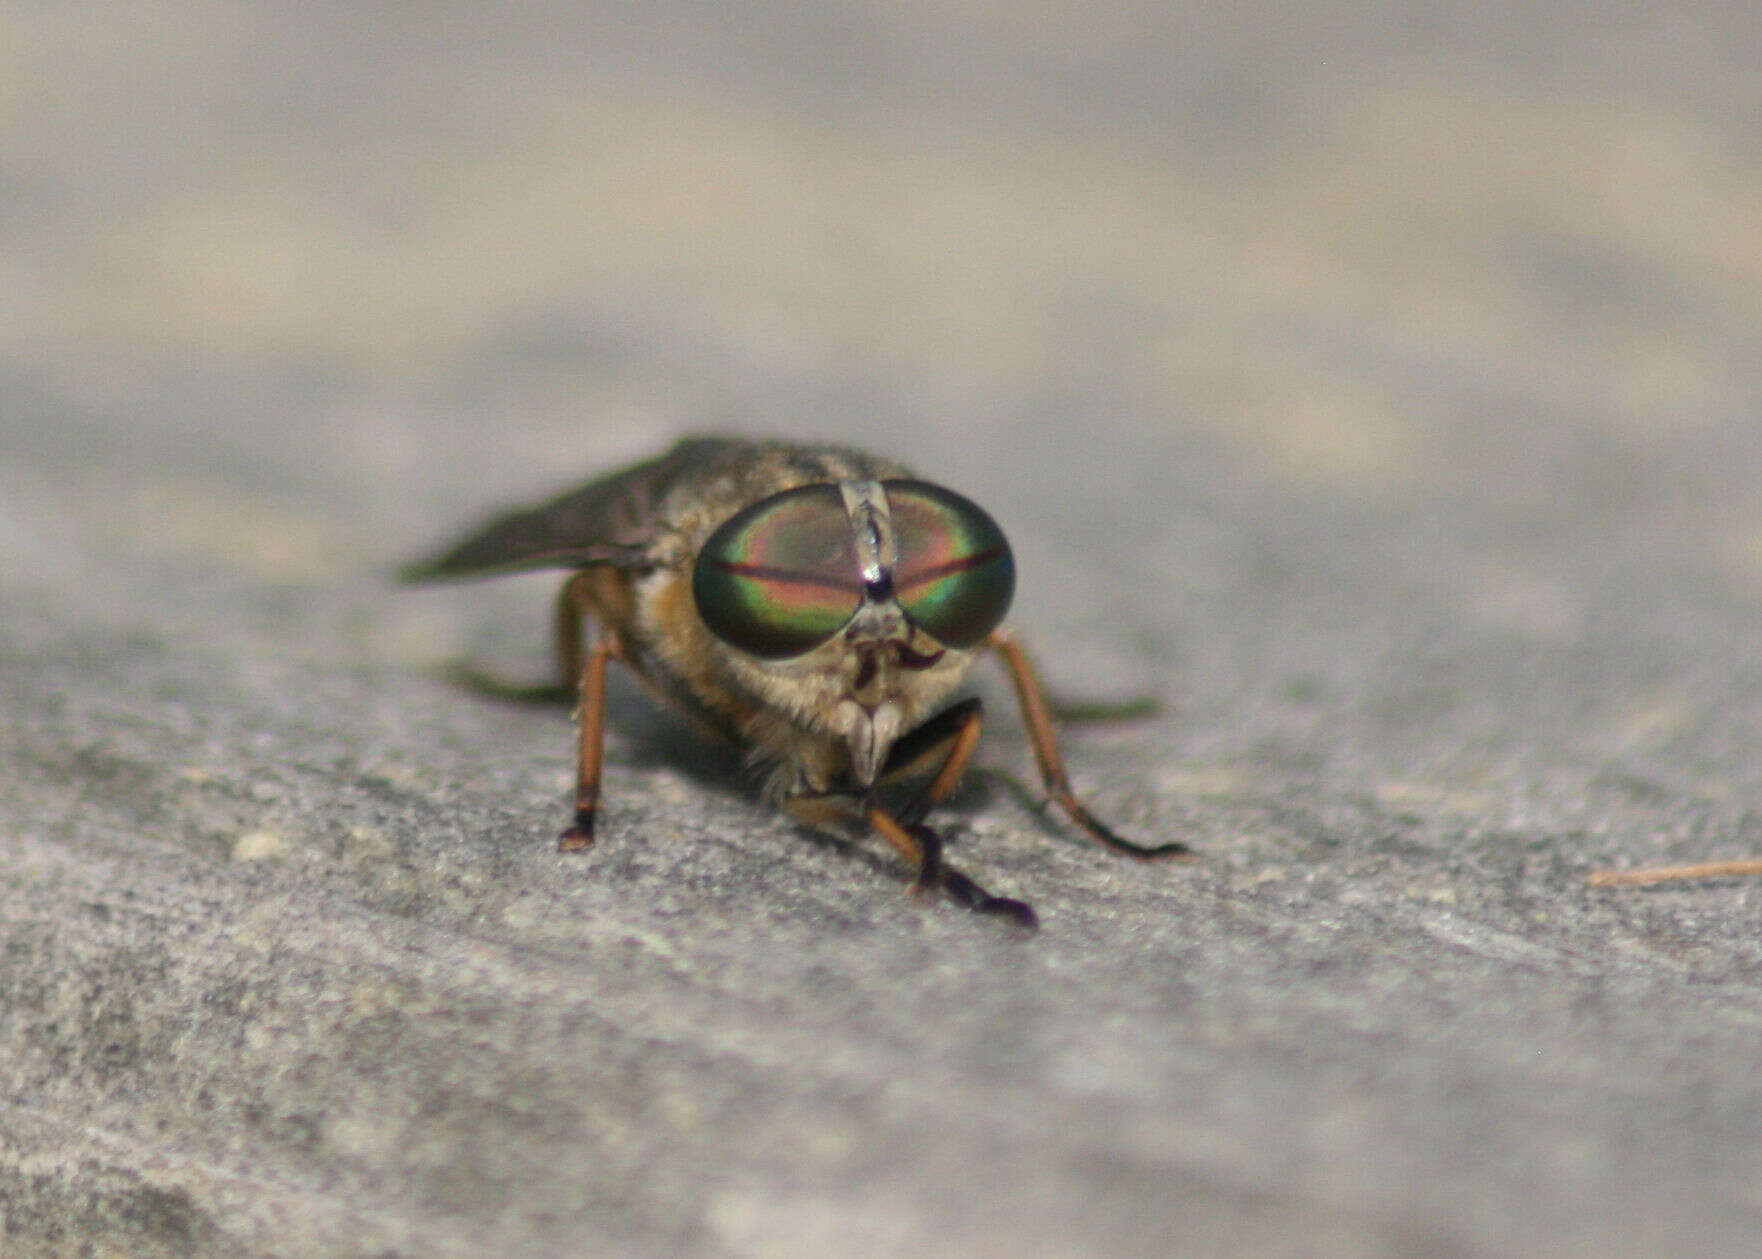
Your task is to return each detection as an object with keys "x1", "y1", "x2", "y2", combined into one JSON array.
[{"x1": 1587, "y1": 859, "x2": 1762, "y2": 888}]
